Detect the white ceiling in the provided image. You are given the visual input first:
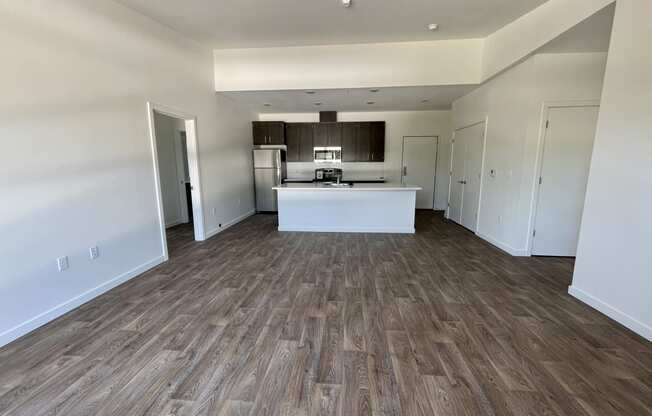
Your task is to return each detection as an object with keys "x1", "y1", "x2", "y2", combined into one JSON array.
[
  {"x1": 115, "y1": 0, "x2": 548, "y2": 49},
  {"x1": 539, "y1": 4, "x2": 614, "y2": 54},
  {"x1": 222, "y1": 85, "x2": 477, "y2": 113}
]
